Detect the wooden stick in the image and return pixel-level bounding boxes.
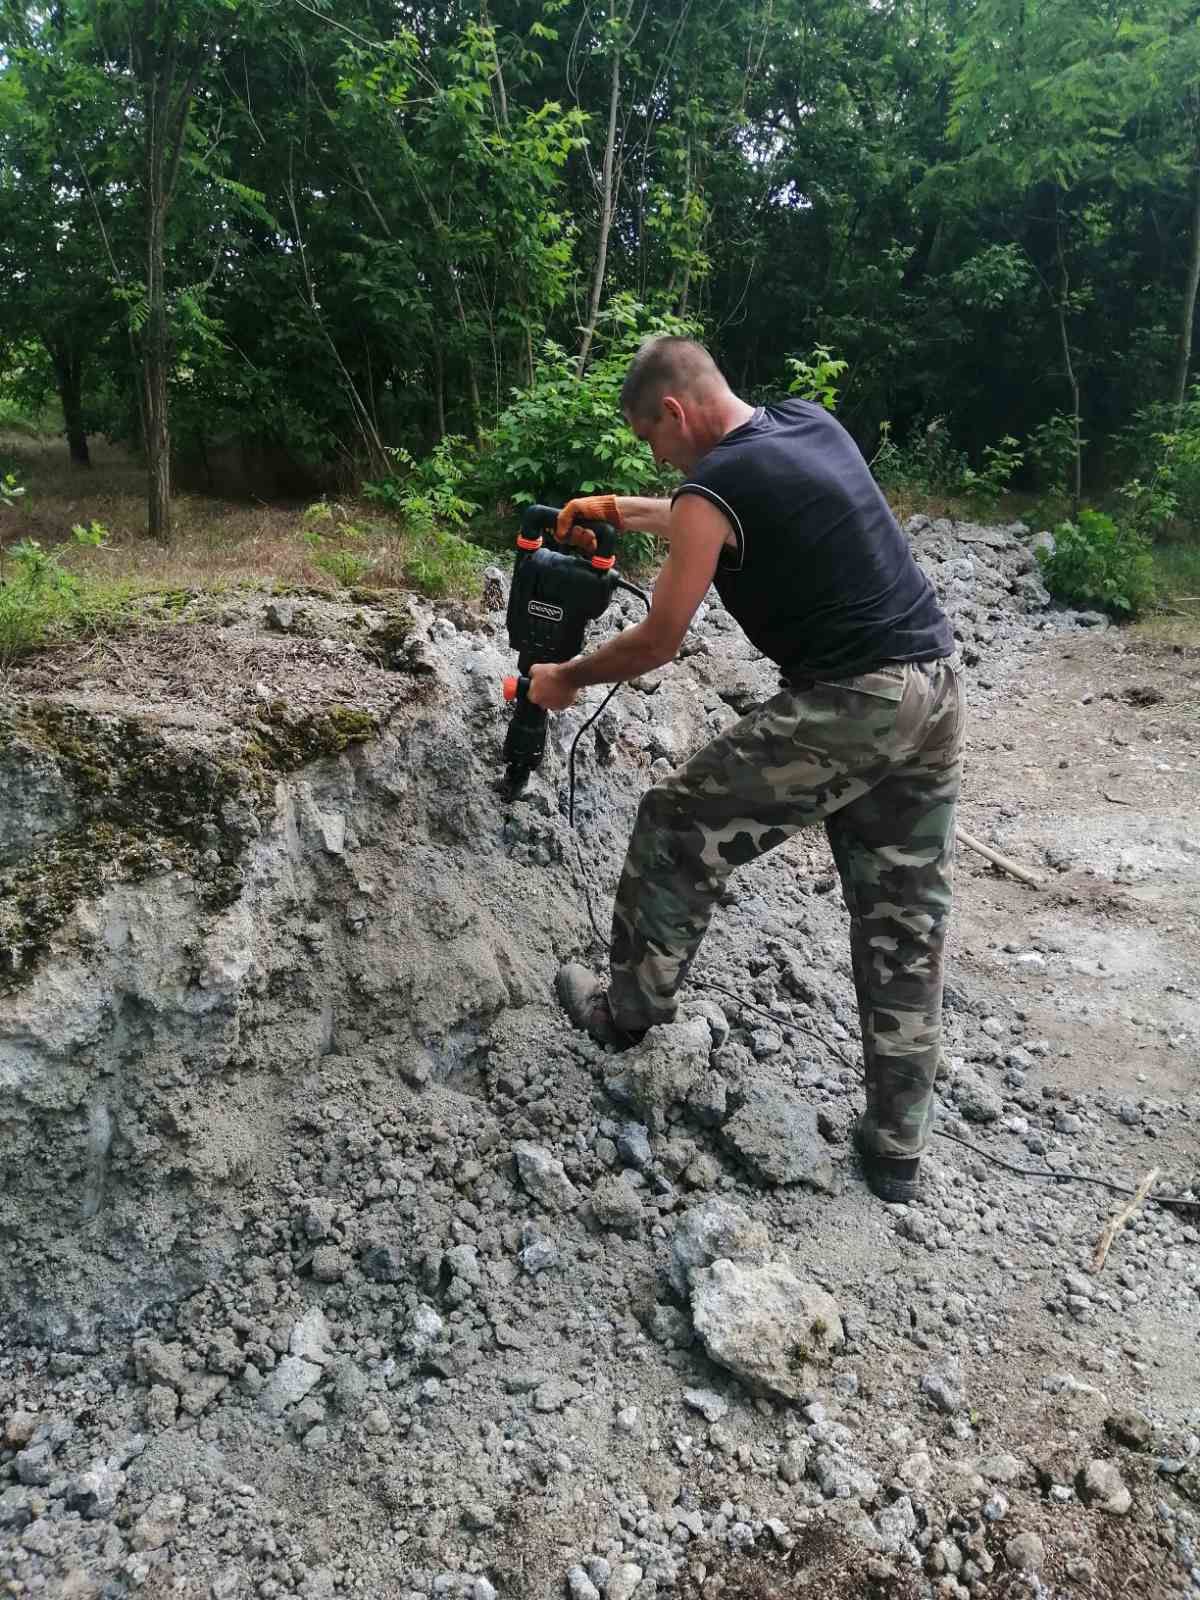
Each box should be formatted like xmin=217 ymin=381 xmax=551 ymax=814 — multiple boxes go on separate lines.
xmin=1092 ymin=1168 xmax=1160 ymax=1274
xmin=955 ymin=826 xmax=1044 ymax=890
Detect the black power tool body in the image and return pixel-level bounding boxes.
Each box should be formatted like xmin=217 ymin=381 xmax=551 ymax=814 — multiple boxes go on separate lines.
xmin=501 ymin=503 xmax=623 ymax=795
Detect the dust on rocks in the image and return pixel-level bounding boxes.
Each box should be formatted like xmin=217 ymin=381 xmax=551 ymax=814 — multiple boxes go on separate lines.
xmin=2 ymin=516 xmax=1199 ymax=1597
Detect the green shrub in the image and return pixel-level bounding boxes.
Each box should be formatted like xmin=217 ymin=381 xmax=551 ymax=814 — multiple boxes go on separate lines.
xmin=399 ymin=524 xmax=486 ymax=599
xmin=1037 ymin=508 xmax=1154 ymax=617
xmin=364 ymin=436 xmax=480 ymax=529
xmin=1117 ymin=384 xmax=1200 ymax=538
xmin=0 ymin=538 xmax=83 ymax=664
xmin=873 ymin=415 xmax=972 ymax=496
xmin=467 ymin=296 xmax=695 ymax=547
xmin=314 ymin=548 xmax=372 ymax=587
xmin=785 ymin=345 xmax=848 ymax=411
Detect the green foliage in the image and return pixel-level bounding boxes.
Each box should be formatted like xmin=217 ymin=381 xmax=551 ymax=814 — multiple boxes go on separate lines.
xmin=1 ymin=469 xmax=24 ymax=509
xmin=469 ymin=298 xmax=693 ymax=556
xmin=958 ymin=436 xmax=1024 ymax=505
xmin=785 ymin=346 xmax=848 ymax=411
xmin=70 ymin=519 xmax=108 ymax=547
xmin=364 ymin=438 xmax=479 ymax=530
xmin=1037 ymin=509 xmax=1154 ymax=617
xmin=1027 ymin=412 xmax=1080 ymax=498
xmin=0 ymin=538 xmax=80 ymax=663
xmin=1117 ymin=386 xmax=1200 ymax=538
xmin=400 ymin=525 xmax=486 ymax=600
xmin=314 ymin=548 xmax=372 ymax=587
xmin=873 ymin=416 xmax=971 ymax=496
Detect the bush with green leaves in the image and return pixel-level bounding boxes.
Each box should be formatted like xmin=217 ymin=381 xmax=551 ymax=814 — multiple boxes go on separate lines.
xmin=0 ymin=533 xmax=85 ymax=663
xmin=364 ymin=436 xmax=480 ymax=530
xmin=468 ymin=297 xmax=695 ymax=531
xmin=1037 ymin=508 xmax=1154 ymax=617
xmin=785 ymin=345 xmax=848 ymax=411
xmin=1118 ymin=385 xmax=1200 ymax=538
xmin=872 ymin=415 xmax=972 ymax=496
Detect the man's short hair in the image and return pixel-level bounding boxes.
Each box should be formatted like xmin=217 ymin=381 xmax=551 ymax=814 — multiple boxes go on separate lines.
xmin=620 ymin=336 xmax=728 ymax=421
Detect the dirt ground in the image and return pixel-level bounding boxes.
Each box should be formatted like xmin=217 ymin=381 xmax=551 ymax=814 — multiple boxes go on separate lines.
xmin=2 ymin=524 xmax=1199 ymax=1600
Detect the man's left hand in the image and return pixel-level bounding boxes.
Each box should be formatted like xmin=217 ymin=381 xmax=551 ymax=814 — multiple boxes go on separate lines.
xmin=527 ymin=660 xmax=579 ymax=711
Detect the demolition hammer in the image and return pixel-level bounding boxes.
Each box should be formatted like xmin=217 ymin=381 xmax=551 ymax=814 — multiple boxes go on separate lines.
xmin=500 ymin=502 xmax=648 ymax=797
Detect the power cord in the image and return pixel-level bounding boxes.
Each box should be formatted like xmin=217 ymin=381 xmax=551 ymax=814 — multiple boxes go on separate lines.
xmin=558 ymin=587 xmax=1198 ymax=1214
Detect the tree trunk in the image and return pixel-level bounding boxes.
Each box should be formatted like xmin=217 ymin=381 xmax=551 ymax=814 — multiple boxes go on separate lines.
xmin=1172 ymin=130 xmax=1200 ymax=423
xmin=1054 ymin=212 xmax=1082 ymax=519
xmin=49 ymin=346 xmax=90 ymax=466
xmin=575 ymin=0 xmax=621 ymax=378
xmin=145 ymin=188 xmax=171 ymax=538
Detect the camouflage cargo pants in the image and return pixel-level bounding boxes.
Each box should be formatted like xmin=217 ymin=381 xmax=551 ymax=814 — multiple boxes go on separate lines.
xmin=607 ymin=658 xmax=965 ymax=1159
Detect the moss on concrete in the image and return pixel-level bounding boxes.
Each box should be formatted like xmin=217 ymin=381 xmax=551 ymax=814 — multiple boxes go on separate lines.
xmin=0 ymin=698 xmax=378 ymax=991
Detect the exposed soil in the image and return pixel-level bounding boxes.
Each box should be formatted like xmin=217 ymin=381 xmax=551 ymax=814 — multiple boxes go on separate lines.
xmin=1 ymin=517 xmax=1197 ymax=1600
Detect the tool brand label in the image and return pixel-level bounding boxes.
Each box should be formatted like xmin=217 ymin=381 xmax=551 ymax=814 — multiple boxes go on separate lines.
xmin=528 ymin=600 xmax=564 ymax=621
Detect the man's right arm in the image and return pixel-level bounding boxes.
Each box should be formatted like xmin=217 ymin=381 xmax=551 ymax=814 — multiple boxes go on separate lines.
xmin=615 ymin=496 xmax=673 ymax=538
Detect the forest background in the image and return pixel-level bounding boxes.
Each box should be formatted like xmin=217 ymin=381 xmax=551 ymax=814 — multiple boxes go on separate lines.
xmin=1 ymin=0 xmax=1199 ymax=640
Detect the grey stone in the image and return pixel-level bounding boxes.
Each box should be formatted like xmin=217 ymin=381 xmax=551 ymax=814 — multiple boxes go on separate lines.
xmin=668 ymin=1197 xmax=770 ymax=1298
xmin=290 ymin=1307 xmax=334 ymax=1366
xmin=952 ymin=1069 xmax=1002 ymax=1124
xmin=591 ymin=1175 xmax=645 ymax=1234
xmin=1077 ymin=1459 xmax=1132 ymax=1514
xmin=616 ymin=1123 xmax=654 ymax=1171
xmin=566 ymin=1566 xmax=601 ymax=1600
xmin=259 ymin=1355 xmax=324 ymax=1418
xmin=66 ymin=1465 xmax=124 ymax=1519
xmin=14 ymin=1442 xmax=53 ymax=1486
xmin=690 ymin=1258 xmax=844 ymax=1401
xmin=1005 ymin=1531 xmax=1044 ymax=1572
xmin=606 ymin=1564 xmax=644 ymax=1600
xmin=603 ymin=1017 xmax=712 ymax=1129
xmin=921 ymin=1360 xmax=966 ymax=1415
xmin=683 ymin=1387 xmax=728 ymax=1423
xmin=513 ymin=1141 xmax=580 ymax=1211
xmin=132 ymin=1340 xmax=186 ymax=1391
xmin=719 ymin=1083 xmax=835 ymax=1190
xmin=533 ymin=1378 xmax=583 ymax=1413
xmin=0 ymin=1486 xmax=34 ymax=1531
xmin=1105 ymin=1410 xmax=1153 ymax=1452
xmin=361 ymin=1243 xmax=405 ymax=1282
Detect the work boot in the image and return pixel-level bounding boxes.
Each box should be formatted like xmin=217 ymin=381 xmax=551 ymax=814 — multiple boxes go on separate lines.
xmin=555 ymin=964 xmax=647 ymax=1051
xmin=853 ymin=1120 xmax=921 ymax=1205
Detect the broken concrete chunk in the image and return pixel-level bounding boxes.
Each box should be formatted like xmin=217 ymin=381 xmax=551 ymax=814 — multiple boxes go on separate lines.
xmin=603 ymin=1017 xmax=712 ymax=1130
xmin=689 ymin=1259 xmax=844 ymax=1401
xmin=719 ymin=1083 xmax=835 ymax=1190
xmin=259 ymin=1356 xmax=323 ymax=1418
xmin=668 ymin=1197 xmax=770 ymax=1298
xmin=513 ymin=1141 xmax=580 ymax=1212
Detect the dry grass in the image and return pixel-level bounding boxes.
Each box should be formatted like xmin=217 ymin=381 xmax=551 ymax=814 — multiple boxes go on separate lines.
xmin=0 ymin=432 xmax=486 ymax=609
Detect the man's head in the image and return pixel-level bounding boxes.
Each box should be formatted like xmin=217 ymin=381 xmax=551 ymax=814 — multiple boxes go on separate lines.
xmin=620 ymin=336 xmax=745 ymax=473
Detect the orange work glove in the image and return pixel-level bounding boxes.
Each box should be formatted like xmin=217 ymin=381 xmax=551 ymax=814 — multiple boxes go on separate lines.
xmin=555 ymin=494 xmax=623 ymax=553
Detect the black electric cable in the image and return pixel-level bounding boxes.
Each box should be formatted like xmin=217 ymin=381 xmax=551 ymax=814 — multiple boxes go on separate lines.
xmin=559 ymin=582 xmax=1198 ymax=1214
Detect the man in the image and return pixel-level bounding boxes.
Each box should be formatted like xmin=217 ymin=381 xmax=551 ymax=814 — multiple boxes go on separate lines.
xmin=527 ymin=337 xmax=963 ymax=1203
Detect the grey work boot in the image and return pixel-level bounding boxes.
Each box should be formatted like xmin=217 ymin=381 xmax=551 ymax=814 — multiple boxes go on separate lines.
xmin=853 ymin=1120 xmax=922 ymax=1205
xmin=555 ymin=963 xmax=647 ymax=1051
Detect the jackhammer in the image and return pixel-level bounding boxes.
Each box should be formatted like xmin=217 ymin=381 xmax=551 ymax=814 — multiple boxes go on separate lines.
xmin=500 ymin=503 xmax=647 ymax=797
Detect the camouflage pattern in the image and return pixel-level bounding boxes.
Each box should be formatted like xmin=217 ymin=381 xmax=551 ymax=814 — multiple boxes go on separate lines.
xmin=607 ymin=658 xmax=964 ymax=1159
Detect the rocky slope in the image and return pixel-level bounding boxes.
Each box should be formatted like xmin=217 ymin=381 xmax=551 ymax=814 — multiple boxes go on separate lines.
xmin=1 ymin=517 xmax=1197 ymax=1600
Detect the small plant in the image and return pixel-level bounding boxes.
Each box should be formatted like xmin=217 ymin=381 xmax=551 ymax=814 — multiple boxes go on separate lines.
xmin=0 ymin=538 xmax=81 ymax=664
xmin=400 ymin=524 xmax=486 ymax=599
xmin=314 ymin=548 xmax=372 ymax=587
xmin=959 ymin=435 xmax=1024 ymax=505
xmin=1028 ymin=412 xmax=1079 ymax=500
xmin=873 ymin=415 xmax=971 ymax=496
xmin=1117 ymin=385 xmax=1200 ymax=539
xmin=1037 ymin=508 xmax=1154 ymax=617
xmin=365 ymin=437 xmax=480 ymax=530
xmin=785 ymin=345 xmax=848 ymax=411
xmin=1 ymin=470 xmax=25 ymax=510
xmin=70 ymin=520 xmax=109 ymax=548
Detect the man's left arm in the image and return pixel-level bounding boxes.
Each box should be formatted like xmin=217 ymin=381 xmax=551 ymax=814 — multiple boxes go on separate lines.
xmin=527 ymin=494 xmax=731 ymax=711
